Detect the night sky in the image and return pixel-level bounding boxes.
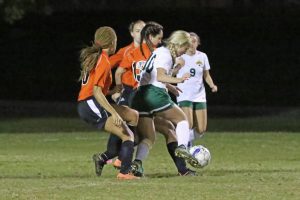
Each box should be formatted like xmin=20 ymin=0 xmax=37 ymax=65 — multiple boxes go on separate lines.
xmin=0 ymin=1 xmax=299 ymax=108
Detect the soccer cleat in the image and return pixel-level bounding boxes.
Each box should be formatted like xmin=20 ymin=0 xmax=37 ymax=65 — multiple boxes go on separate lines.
xmin=175 ymin=145 xmax=199 ymax=168
xmin=113 ymin=158 xmax=121 ymax=169
xmin=131 ymin=160 xmax=144 ymax=177
xmin=178 ymin=169 xmax=197 ymax=176
xmin=117 ymin=173 xmax=140 ymax=180
xmin=92 ymin=153 xmax=105 ymax=176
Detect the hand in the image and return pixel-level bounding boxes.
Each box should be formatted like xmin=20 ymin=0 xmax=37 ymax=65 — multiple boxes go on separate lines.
xmin=111 ymin=112 xmax=123 ymax=127
xmin=111 ymin=92 xmax=121 ymax=102
xmin=167 ymin=85 xmax=182 ymax=96
xmin=211 ymin=85 xmax=218 ymax=92
xmin=172 ymin=57 xmax=185 ymax=76
xmin=112 ymin=84 xmax=123 ymax=93
xmin=180 ymin=73 xmax=190 ymax=82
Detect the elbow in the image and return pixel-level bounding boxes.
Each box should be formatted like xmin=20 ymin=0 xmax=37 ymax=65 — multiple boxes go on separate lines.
xmin=157 ymin=74 xmax=164 ymax=82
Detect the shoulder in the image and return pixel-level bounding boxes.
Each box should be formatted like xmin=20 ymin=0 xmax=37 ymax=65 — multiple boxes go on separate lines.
xmin=97 ymin=52 xmax=110 ymax=68
xmin=117 ymin=43 xmax=134 ymax=56
xmin=154 ymin=47 xmax=171 ymax=58
xmin=197 ymin=50 xmax=208 ymax=58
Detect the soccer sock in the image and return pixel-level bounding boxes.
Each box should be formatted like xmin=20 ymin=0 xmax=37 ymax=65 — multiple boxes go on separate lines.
xmin=105 ymin=134 xmax=122 ymax=159
xmin=98 ymin=152 xmax=110 ymax=163
xmin=188 ymin=129 xmax=194 ymax=148
xmin=135 ymin=142 xmax=150 ymax=161
xmin=176 ymin=120 xmax=190 ymax=147
xmin=167 ymin=142 xmax=188 ymax=174
xmin=119 ymin=140 xmax=134 ymax=174
xmin=189 ymin=129 xmax=195 ymax=141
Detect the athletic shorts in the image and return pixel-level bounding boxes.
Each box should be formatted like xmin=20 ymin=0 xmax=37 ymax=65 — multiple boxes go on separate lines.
xmin=178 ymin=101 xmax=207 ymax=110
xmin=117 ymin=84 xmax=137 ymax=107
xmin=131 ymin=84 xmax=175 ymax=117
xmin=77 ymin=97 xmax=111 ymax=129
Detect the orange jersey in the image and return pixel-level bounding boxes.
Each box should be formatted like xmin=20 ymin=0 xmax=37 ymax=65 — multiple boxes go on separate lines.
xmin=78 ymin=51 xmax=112 ymax=101
xmin=119 ymin=43 xmax=152 ymax=88
xmin=109 ymin=42 xmax=135 ymax=69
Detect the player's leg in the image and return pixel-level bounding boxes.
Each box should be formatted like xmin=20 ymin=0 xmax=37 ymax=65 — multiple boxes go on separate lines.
xmin=77 ymin=98 xmax=138 ymax=179
xmin=92 ymin=104 xmax=139 ymax=174
xmin=131 ymin=116 xmax=155 ymax=177
xmin=193 ymin=102 xmax=207 ymax=138
xmin=154 ymin=117 xmax=196 ymax=176
xmin=178 ymin=101 xmax=194 ymax=147
xmin=107 ymin=87 xmax=138 ymax=169
xmin=155 ymin=105 xmax=198 ymax=167
xmin=103 ymin=118 xmax=139 ymax=179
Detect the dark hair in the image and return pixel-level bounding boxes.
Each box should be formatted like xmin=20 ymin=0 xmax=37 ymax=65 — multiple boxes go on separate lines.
xmin=140 ymin=22 xmax=163 ymax=58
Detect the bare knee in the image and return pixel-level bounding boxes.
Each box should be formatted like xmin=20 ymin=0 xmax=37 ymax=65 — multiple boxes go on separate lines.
xmin=156 ymin=121 xmax=177 ymax=142
xmin=125 ymin=108 xmax=139 ymax=126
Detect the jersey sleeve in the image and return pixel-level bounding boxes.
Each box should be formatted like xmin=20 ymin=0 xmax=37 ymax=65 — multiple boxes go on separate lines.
xmin=203 ymin=53 xmax=211 ymax=70
xmin=109 ymin=48 xmax=124 ymax=69
xmin=154 ymin=50 xmax=173 ymax=71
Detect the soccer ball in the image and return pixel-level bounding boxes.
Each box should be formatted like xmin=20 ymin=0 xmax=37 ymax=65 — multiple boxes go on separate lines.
xmin=189 ymin=145 xmax=211 ymax=168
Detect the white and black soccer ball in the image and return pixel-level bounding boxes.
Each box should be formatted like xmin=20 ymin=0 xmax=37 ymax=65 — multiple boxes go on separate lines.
xmin=189 ymin=145 xmax=211 ymax=168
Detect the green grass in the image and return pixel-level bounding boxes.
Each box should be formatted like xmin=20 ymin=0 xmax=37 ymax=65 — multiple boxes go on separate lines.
xmin=0 ymin=114 xmax=300 ymax=133
xmin=0 ymin=123 xmax=300 ymax=200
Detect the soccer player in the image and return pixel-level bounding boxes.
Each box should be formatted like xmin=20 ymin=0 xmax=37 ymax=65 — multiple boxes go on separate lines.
xmin=92 ymin=20 xmax=145 ymax=175
xmin=77 ymin=26 xmax=139 ymax=180
xmin=176 ymin=32 xmax=218 ymax=150
xmin=117 ymin=23 xmax=196 ymax=176
xmin=131 ymin=30 xmax=200 ymax=169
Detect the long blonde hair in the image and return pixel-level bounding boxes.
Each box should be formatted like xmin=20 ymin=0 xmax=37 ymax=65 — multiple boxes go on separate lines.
xmin=164 ymin=30 xmax=191 ymax=62
xmin=79 ymin=26 xmax=116 ymax=81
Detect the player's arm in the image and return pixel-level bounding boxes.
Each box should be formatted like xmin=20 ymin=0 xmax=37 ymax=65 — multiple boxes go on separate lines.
xmin=171 ymin=57 xmax=185 ymax=77
xmin=203 ymin=70 xmax=217 ymax=92
xmin=157 ymin=68 xmax=190 ymax=84
xmin=114 ymin=67 xmax=126 ymax=92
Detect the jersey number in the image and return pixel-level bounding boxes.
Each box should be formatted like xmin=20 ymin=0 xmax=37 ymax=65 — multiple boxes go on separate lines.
xmin=190 ymin=68 xmax=196 ymax=77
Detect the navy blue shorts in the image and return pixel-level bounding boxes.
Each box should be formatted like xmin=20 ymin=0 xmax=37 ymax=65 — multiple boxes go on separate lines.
xmin=117 ymin=85 xmax=137 ymax=107
xmin=77 ymin=97 xmax=111 ymax=129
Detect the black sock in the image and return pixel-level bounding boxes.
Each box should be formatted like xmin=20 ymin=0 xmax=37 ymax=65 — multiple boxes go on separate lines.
xmin=98 ymin=152 xmax=110 ymax=163
xmin=167 ymin=142 xmax=188 ymax=174
xmin=119 ymin=140 xmax=134 ymax=174
xmin=134 ymin=159 xmax=142 ymax=164
xmin=104 ymin=134 xmax=122 ymax=159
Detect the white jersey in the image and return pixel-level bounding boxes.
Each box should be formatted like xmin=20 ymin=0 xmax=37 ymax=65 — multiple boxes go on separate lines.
xmin=176 ymin=50 xmax=210 ymax=102
xmin=139 ymin=47 xmax=173 ymax=89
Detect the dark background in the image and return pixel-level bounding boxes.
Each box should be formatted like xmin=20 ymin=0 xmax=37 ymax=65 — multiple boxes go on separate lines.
xmin=0 ymin=1 xmax=299 ymax=109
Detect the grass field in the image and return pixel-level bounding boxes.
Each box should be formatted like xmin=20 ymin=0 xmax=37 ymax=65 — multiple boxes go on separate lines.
xmin=0 ymin=117 xmax=300 ymax=200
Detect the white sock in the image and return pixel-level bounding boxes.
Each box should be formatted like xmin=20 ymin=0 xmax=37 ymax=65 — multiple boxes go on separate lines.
xmin=176 ymin=120 xmax=189 ymax=147
xmin=189 ymin=129 xmax=195 ymax=141
xmin=135 ymin=142 xmax=149 ymax=161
